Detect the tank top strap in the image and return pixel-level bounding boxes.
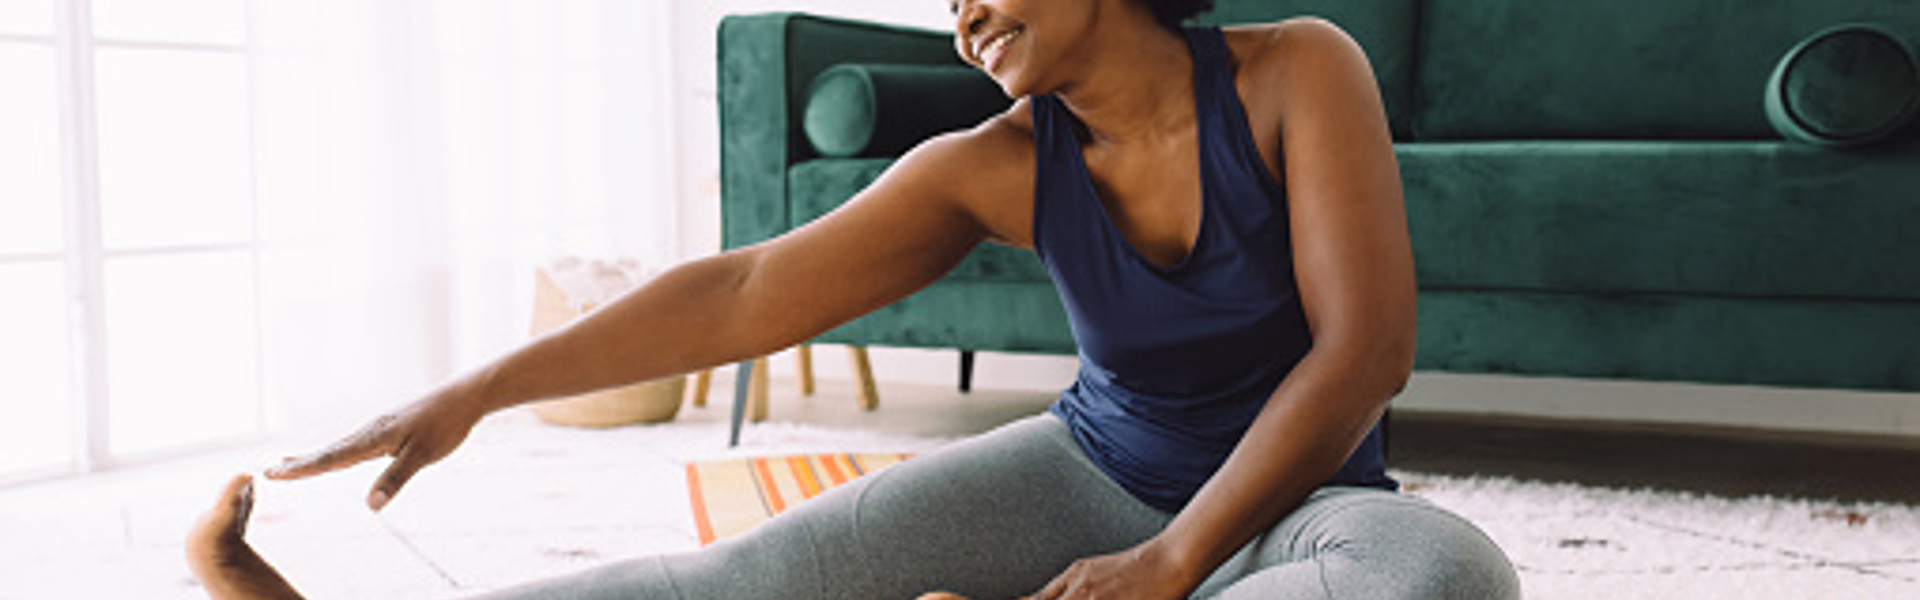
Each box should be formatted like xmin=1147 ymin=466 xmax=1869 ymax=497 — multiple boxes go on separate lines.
xmin=1186 ymin=27 xmax=1239 ymax=109
xmin=1028 ymin=94 xmax=1076 ymax=263
xmin=1185 ymin=26 xmax=1231 ymax=78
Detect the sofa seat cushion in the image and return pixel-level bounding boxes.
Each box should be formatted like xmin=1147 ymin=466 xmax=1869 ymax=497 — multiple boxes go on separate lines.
xmin=1400 ymin=141 xmax=1920 ymax=301
xmin=1415 ymin=0 xmax=1920 ymax=140
xmin=1766 ymin=25 xmax=1920 ymax=147
xmin=1418 ymin=290 xmax=1920 ymax=391
xmin=788 ymin=158 xmax=1052 ymax=284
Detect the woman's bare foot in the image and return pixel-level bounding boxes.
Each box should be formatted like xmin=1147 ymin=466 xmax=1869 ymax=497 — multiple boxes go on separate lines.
xmin=185 ymin=474 xmax=305 ymax=600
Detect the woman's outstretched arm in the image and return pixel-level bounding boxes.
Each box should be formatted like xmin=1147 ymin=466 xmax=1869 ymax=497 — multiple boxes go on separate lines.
xmin=264 ymin=129 xmax=1004 ymax=511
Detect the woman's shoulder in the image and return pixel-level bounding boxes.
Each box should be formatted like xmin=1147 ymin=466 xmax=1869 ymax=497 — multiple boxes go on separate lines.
xmin=886 ymin=98 xmax=1041 ymax=247
xmin=1221 ymin=17 xmax=1371 ymax=86
xmin=1220 ymin=18 xmax=1383 ymax=138
xmin=900 ymin=98 xmax=1035 ymax=185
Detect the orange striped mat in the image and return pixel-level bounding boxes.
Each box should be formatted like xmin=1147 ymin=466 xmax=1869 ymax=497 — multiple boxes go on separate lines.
xmin=685 ymin=453 xmax=912 ymax=546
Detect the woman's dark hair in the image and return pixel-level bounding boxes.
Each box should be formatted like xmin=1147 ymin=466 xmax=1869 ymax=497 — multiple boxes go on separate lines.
xmin=1138 ymin=0 xmax=1215 ymax=29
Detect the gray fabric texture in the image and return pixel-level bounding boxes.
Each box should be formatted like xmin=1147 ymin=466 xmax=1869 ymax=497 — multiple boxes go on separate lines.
xmin=466 ymin=414 xmax=1516 ymax=600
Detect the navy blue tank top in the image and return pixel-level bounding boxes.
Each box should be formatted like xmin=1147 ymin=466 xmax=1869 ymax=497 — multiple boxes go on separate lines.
xmin=1034 ymin=27 xmax=1394 ymax=513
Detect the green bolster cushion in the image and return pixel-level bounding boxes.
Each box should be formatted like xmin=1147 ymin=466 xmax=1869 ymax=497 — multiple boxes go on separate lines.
xmin=1766 ymin=24 xmax=1920 ymax=147
xmin=804 ymin=64 xmax=1011 ymax=158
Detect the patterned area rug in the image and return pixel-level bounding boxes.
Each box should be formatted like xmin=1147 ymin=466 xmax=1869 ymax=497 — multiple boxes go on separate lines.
xmin=686 ymin=453 xmax=911 ymax=545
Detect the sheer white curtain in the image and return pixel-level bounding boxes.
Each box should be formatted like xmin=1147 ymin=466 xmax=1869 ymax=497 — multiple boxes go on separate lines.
xmin=248 ymin=0 xmax=678 ymax=427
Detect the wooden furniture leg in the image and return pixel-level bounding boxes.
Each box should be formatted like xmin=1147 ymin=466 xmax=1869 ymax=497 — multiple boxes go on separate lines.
xmin=749 ymin=356 xmax=771 ymax=421
xmin=849 ymin=346 xmax=879 ymax=410
xmin=691 ymin=369 xmax=712 ymax=407
xmin=729 ymin=345 xmax=879 ymax=445
xmin=798 ymin=344 xmax=816 ymax=395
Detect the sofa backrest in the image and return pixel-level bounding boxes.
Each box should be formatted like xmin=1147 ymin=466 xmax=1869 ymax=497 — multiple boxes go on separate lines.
xmin=1193 ymin=0 xmax=1421 ymax=140
xmin=1415 ymin=0 xmax=1920 ymax=141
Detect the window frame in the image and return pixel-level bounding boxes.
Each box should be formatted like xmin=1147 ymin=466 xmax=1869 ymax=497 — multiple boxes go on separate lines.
xmin=0 ymin=0 xmax=266 ymax=486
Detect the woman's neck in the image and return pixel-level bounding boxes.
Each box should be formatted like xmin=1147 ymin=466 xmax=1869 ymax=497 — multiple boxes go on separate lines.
xmin=1054 ymin=23 xmax=1196 ymax=146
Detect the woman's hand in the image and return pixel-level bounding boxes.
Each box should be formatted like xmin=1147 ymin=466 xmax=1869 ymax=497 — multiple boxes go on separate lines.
xmin=1027 ymin=539 xmax=1197 ymax=600
xmin=263 ymin=381 xmax=488 ymax=511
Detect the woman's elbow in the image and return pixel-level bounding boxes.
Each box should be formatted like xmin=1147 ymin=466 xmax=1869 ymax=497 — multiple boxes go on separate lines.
xmin=1318 ymin=323 xmax=1416 ymax=401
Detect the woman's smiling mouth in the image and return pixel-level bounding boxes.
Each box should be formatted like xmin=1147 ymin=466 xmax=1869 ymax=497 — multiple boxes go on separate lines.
xmin=974 ymin=25 xmax=1025 ymax=71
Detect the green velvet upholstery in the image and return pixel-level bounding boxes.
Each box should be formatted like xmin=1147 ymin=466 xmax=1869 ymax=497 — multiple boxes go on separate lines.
xmin=1415 ymin=0 xmax=1920 ymax=140
xmin=1399 ymin=141 xmax=1920 ymax=300
xmin=1766 ymin=25 xmax=1920 ymax=147
xmin=719 ymin=14 xmax=961 ymax=249
xmin=805 ymin=64 xmax=1010 ymax=158
xmin=1404 ymin=140 xmax=1920 ymax=391
xmin=1419 ymin=292 xmax=1920 ymax=391
xmin=718 ymin=0 xmax=1920 ymax=392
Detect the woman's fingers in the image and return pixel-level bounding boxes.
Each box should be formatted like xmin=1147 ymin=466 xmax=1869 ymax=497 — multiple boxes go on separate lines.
xmin=368 ymin=444 xmax=432 ymax=512
xmin=264 ymin=416 xmax=400 ymax=481
xmin=1030 ymin=574 xmax=1065 ymax=600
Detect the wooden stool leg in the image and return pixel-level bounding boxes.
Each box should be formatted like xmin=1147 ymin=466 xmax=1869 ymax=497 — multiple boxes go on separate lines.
xmin=692 ymin=369 xmax=712 ymax=407
xmin=849 ymin=346 xmax=879 ymax=411
xmin=798 ymin=344 xmax=816 ymax=396
xmin=749 ymin=356 xmax=771 ymax=422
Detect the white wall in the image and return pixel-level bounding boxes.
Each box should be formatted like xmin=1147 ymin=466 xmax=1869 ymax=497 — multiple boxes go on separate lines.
xmin=654 ymin=2 xmax=1920 ymax=439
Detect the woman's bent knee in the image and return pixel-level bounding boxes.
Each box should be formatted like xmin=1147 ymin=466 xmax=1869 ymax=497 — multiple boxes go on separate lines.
xmin=1316 ymin=492 xmax=1519 ymax=600
xmin=1205 ymin=488 xmax=1519 ymax=600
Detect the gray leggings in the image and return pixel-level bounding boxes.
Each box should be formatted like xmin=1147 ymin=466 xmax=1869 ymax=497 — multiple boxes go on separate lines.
xmin=472 ymin=414 xmax=1519 ymax=599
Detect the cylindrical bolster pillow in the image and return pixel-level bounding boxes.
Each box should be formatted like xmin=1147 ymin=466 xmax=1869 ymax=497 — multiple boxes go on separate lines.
xmin=1766 ymin=24 xmax=1920 ymax=147
xmin=804 ymin=64 xmax=1011 ymax=158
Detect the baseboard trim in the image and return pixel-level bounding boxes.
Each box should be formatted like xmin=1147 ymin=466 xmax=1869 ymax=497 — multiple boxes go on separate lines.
xmin=1397 ymin=372 xmax=1920 ymax=440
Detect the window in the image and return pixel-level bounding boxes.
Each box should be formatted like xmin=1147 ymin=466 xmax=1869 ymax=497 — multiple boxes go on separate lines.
xmin=1 ymin=0 xmax=260 ymax=483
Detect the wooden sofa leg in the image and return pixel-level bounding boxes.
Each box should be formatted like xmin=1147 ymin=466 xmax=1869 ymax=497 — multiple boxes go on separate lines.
xmin=749 ymin=356 xmax=771 ymax=422
xmin=959 ymin=350 xmax=975 ymax=393
xmin=849 ymin=346 xmax=879 ymax=410
xmin=798 ymin=344 xmax=816 ymax=396
xmin=691 ymin=369 xmax=712 ymax=408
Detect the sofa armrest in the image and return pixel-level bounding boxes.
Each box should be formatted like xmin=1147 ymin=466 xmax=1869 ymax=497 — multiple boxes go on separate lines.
xmin=718 ymin=13 xmax=962 ymax=250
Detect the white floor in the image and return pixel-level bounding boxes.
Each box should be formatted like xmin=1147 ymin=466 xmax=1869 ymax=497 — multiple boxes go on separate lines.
xmin=0 ymin=374 xmax=1052 ymax=599
xmin=7 ymin=370 xmax=1919 ymax=599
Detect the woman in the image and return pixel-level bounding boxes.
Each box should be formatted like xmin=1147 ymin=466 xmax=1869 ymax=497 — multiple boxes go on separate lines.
xmin=188 ymin=0 xmax=1520 ymax=598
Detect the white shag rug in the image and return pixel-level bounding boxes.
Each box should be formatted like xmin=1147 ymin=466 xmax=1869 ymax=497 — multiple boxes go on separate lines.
xmin=1396 ymin=471 xmax=1920 ymax=599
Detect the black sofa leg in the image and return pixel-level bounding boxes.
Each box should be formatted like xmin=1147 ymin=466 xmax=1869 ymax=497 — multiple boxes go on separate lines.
xmin=959 ymin=350 xmax=975 ymax=393
xmin=1381 ymin=407 xmax=1392 ymax=461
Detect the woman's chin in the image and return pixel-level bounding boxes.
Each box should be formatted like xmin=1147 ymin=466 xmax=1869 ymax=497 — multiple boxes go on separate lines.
xmin=989 ymin=70 xmax=1039 ymax=99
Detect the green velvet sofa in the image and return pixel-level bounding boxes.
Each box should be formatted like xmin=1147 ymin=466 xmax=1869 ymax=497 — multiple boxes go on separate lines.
xmin=717 ymin=0 xmax=1920 ymax=438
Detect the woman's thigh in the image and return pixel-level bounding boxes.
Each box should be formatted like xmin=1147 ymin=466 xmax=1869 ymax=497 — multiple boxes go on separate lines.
xmin=468 ymin=414 xmax=1170 ymax=600
xmin=1194 ymin=487 xmax=1519 ymax=600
